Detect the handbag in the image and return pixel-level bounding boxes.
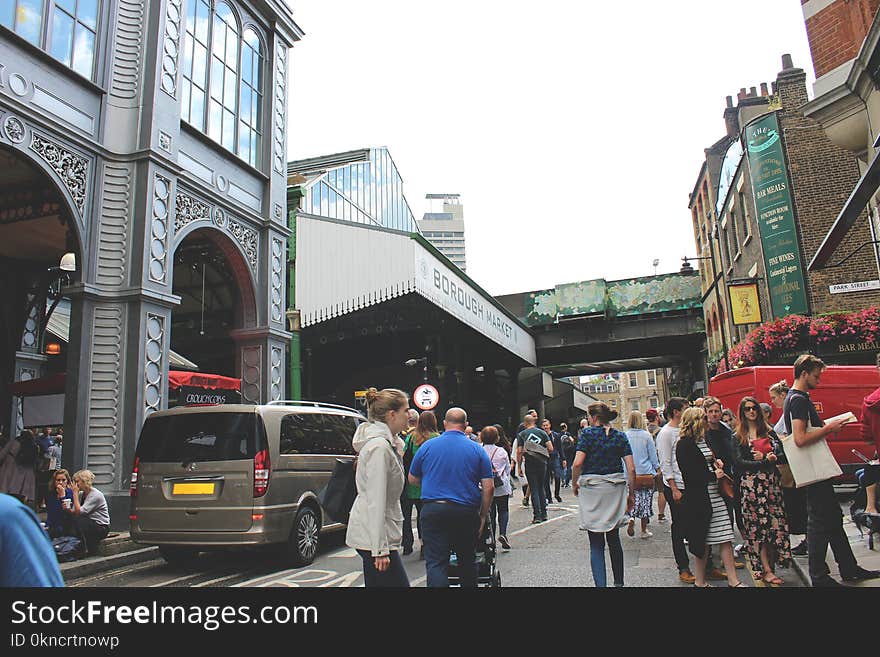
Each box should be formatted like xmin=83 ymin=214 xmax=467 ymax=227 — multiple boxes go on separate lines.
xmin=706 ymin=443 xmax=735 ymax=501
xmin=490 ymin=447 xmax=505 ymax=488
xmin=634 ymin=474 xmax=656 ymax=490
xmin=318 ymin=457 xmax=357 ymax=524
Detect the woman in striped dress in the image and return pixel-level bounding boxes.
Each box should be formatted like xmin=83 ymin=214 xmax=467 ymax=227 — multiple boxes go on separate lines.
xmin=676 ymin=407 xmax=745 ymax=587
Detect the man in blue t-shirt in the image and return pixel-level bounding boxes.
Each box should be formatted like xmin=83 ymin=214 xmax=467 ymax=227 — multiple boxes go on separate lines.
xmin=0 ymin=493 xmax=64 ymax=587
xmin=784 ymin=354 xmax=880 ymax=587
xmin=408 ymin=407 xmax=494 ymax=587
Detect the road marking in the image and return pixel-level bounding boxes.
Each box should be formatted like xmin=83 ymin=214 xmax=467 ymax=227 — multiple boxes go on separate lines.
xmin=508 ymin=513 xmax=573 ymax=537
xmin=318 ymin=571 xmax=363 ymax=587
xmin=69 ymin=559 xmax=166 ymax=586
xmin=329 ymin=548 xmax=358 ymax=559
xmin=233 ymin=568 xmax=339 ymax=588
xmin=193 ymin=569 xmax=264 ymax=587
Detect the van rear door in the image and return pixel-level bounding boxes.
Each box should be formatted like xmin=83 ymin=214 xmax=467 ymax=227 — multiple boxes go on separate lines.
xmin=134 ymin=411 xmax=266 ymax=532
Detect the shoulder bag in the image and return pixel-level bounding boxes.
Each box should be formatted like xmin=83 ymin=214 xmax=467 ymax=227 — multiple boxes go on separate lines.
xmin=523 ymin=434 xmax=550 ymax=460
xmin=634 ymin=474 xmax=656 ymax=490
xmin=318 ymin=457 xmax=357 ymax=524
xmin=706 ymin=443 xmax=735 ymax=501
xmin=489 ymin=447 xmax=504 ymax=489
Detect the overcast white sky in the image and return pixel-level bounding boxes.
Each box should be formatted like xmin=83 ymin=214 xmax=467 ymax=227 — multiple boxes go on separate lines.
xmin=287 ymin=1 xmax=816 ymax=296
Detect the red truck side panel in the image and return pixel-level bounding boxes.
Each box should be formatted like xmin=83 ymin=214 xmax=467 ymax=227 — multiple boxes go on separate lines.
xmin=708 ymin=365 xmax=880 ymax=476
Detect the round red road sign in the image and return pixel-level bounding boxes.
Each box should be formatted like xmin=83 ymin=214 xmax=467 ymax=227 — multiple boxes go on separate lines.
xmin=413 ymin=384 xmax=440 ymax=410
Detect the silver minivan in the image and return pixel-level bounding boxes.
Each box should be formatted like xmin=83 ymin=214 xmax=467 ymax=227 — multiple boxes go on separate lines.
xmin=129 ymin=401 xmax=363 ymax=566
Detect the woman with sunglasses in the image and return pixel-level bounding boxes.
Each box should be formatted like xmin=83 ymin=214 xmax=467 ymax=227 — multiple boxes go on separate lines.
xmin=732 ymin=396 xmax=791 ymax=585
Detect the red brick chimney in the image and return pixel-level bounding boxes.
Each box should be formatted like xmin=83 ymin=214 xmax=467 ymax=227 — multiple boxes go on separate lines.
xmin=802 ymin=0 xmax=880 ymax=78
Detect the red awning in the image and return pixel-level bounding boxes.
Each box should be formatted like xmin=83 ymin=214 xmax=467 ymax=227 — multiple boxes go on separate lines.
xmin=8 ymin=371 xmax=241 ymax=395
xmin=167 ymin=371 xmax=241 ymax=391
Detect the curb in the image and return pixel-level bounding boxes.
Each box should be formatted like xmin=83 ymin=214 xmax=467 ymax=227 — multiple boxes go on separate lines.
xmin=789 ymin=554 xmax=811 ymax=587
xmin=60 ymin=546 xmax=160 ymax=581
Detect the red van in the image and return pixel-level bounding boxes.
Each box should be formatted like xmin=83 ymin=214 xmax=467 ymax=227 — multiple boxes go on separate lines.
xmin=708 ymin=365 xmax=880 ymax=476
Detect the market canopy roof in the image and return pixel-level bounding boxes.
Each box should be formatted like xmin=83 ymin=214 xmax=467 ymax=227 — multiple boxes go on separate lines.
xmin=295 ymin=215 xmax=537 ymax=366
xmin=46 ymin=302 xmax=199 ymax=370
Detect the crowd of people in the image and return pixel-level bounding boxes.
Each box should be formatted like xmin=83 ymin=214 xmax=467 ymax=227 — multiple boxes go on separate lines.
xmin=345 ymin=353 xmax=880 ymax=588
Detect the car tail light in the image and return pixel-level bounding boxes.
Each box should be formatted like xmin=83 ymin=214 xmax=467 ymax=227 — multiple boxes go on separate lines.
xmin=129 ymin=457 xmax=140 ymax=498
xmin=254 ymin=449 xmax=270 ymax=497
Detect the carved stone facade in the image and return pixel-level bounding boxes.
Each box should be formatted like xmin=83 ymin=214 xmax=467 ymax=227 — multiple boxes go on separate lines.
xmin=0 ymin=0 xmax=301 ymax=526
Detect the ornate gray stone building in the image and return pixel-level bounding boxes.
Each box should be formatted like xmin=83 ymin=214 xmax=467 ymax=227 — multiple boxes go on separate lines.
xmin=1 ymin=0 xmax=301 ymax=523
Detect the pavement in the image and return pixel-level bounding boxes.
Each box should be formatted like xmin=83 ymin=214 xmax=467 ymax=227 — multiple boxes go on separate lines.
xmin=54 ymin=493 xmax=880 ymax=587
xmin=787 ymin=509 xmax=880 ymax=587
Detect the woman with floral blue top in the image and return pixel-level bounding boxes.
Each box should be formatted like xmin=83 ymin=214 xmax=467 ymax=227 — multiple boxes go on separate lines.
xmin=572 ymin=402 xmax=635 ymax=587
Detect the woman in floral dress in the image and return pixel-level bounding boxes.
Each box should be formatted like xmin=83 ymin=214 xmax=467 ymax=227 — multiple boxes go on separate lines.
xmin=732 ymin=396 xmax=791 ymax=585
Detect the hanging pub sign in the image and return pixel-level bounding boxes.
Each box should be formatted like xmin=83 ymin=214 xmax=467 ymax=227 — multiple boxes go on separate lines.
xmin=743 ymin=112 xmax=810 ymax=318
xmin=728 ymin=282 xmax=762 ymax=325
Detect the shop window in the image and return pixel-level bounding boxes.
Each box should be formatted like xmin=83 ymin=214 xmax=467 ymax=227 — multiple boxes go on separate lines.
xmin=2 ymin=0 xmax=98 ymax=79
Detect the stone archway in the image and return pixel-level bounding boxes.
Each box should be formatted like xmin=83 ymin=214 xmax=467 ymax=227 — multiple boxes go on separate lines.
xmin=0 ymin=143 xmax=84 ymax=439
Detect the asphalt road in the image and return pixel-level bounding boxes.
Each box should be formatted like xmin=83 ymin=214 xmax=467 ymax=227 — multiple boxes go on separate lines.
xmin=67 ymin=487 xmax=805 ymax=588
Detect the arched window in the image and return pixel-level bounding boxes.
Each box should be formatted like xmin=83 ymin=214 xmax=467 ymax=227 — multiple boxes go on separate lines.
xmin=2 ymin=0 xmax=98 ymax=79
xmin=238 ymin=29 xmax=262 ymax=168
xmin=181 ymin=1 xmax=264 ymax=168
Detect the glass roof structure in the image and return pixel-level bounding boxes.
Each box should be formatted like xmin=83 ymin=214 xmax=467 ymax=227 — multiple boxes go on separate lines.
xmin=288 ymin=148 xmax=419 ymax=233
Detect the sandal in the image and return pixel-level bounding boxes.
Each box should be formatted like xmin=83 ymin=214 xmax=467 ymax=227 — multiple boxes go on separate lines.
xmin=728 ymin=581 xmax=747 ymax=587
xmin=763 ymin=574 xmax=784 ymax=586
xmin=692 ymin=583 xmax=711 ymax=588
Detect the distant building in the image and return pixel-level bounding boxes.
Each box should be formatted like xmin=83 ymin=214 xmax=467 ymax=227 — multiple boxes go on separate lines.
xmin=417 ymin=193 xmax=466 ymax=271
xmin=581 ymin=370 xmax=668 ymax=429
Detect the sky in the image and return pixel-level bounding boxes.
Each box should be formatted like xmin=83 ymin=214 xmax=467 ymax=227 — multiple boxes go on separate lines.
xmin=287 ymin=1 xmax=816 ymax=297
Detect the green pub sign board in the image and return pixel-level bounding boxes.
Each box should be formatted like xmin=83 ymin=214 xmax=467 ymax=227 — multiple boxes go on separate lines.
xmin=744 ymin=112 xmax=810 ymax=317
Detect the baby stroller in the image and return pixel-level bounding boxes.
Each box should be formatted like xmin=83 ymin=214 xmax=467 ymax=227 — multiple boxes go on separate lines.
xmin=448 ymin=513 xmax=502 ymax=588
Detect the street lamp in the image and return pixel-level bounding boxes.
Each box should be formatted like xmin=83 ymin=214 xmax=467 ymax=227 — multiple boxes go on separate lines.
xmin=405 ymin=356 xmax=428 ymax=382
xmin=652 ymin=258 xmax=659 ymax=276
xmin=681 ymin=249 xmax=729 ymax=373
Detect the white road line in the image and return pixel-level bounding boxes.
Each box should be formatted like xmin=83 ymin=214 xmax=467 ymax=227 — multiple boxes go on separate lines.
xmin=410 ymin=574 xmax=427 ymax=586
xmin=194 ymin=569 xmax=263 ymax=587
xmin=69 ymin=559 xmax=165 ymax=586
xmin=508 ymin=513 xmax=573 ymax=537
xmin=328 ymin=548 xmax=358 ymax=559
xmin=151 ymin=568 xmax=239 ymax=588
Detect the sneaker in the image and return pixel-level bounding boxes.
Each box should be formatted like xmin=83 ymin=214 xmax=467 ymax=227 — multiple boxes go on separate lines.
xmin=522 ymin=499 xmax=530 ymax=507
xmin=657 ymin=514 xmax=666 ymax=523
xmin=841 ymin=566 xmax=880 ymax=582
xmin=707 ymin=567 xmax=727 ymax=581
xmin=791 ymin=540 xmax=808 ymax=556
xmin=555 ymin=496 xmax=563 ymax=503
xmin=640 ymin=530 xmax=653 ymax=539
xmin=679 ymin=570 xmax=696 ymax=583
xmin=627 ymin=518 xmax=635 ymax=537
xmin=499 ymin=535 xmax=511 ymax=550
xmin=531 ymin=518 xmax=542 ymax=524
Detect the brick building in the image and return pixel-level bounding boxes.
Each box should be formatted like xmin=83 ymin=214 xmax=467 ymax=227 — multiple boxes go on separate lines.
xmin=582 ymin=369 xmax=668 ymax=429
xmin=688 ymin=49 xmax=880 ymax=375
xmin=803 ymin=1 xmax=880 ymax=306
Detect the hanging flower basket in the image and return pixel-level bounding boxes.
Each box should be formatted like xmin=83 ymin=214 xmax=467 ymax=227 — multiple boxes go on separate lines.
xmin=715 ymin=307 xmax=880 ymax=374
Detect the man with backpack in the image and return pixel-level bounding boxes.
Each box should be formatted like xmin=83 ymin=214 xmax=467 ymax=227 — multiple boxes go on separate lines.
xmin=516 ymin=415 xmax=554 ymax=523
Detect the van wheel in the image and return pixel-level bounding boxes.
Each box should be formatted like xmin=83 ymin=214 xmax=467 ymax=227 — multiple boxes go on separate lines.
xmin=287 ymin=506 xmax=320 ymax=566
xmin=158 ymin=546 xmax=199 ymax=565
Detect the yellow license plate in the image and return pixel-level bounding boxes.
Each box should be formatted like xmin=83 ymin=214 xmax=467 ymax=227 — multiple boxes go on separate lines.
xmin=172 ymin=482 xmax=215 ymax=495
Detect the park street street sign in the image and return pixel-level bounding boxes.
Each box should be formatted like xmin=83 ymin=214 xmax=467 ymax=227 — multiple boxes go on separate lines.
xmin=829 ymin=279 xmax=880 ymax=294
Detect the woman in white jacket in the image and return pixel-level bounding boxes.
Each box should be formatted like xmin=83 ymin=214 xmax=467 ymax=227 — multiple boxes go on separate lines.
xmin=346 ymin=387 xmax=411 ymax=587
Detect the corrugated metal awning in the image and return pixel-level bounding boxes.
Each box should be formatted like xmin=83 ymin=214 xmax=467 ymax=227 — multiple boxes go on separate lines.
xmin=295 ymin=216 xmax=537 ymax=365
xmin=46 ymin=302 xmax=199 ymax=370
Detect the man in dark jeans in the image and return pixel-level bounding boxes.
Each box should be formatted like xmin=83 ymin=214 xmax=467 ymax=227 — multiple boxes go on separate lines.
xmin=408 ymin=407 xmax=494 ymax=587
xmin=785 ymin=354 xmax=880 ymax=587
xmin=656 ymin=397 xmax=693 ymax=582
xmin=516 ymin=415 xmax=554 ymax=523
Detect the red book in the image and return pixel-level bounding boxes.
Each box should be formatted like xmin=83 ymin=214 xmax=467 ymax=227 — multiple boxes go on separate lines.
xmin=751 ymin=437 xmax=772 ymax=455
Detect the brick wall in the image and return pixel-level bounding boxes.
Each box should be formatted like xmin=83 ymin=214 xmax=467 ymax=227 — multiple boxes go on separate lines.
xmin=777 ymin=65 xmax=880 ymax=313
xmin=804 ymin=0 xmax=880 ymax=77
